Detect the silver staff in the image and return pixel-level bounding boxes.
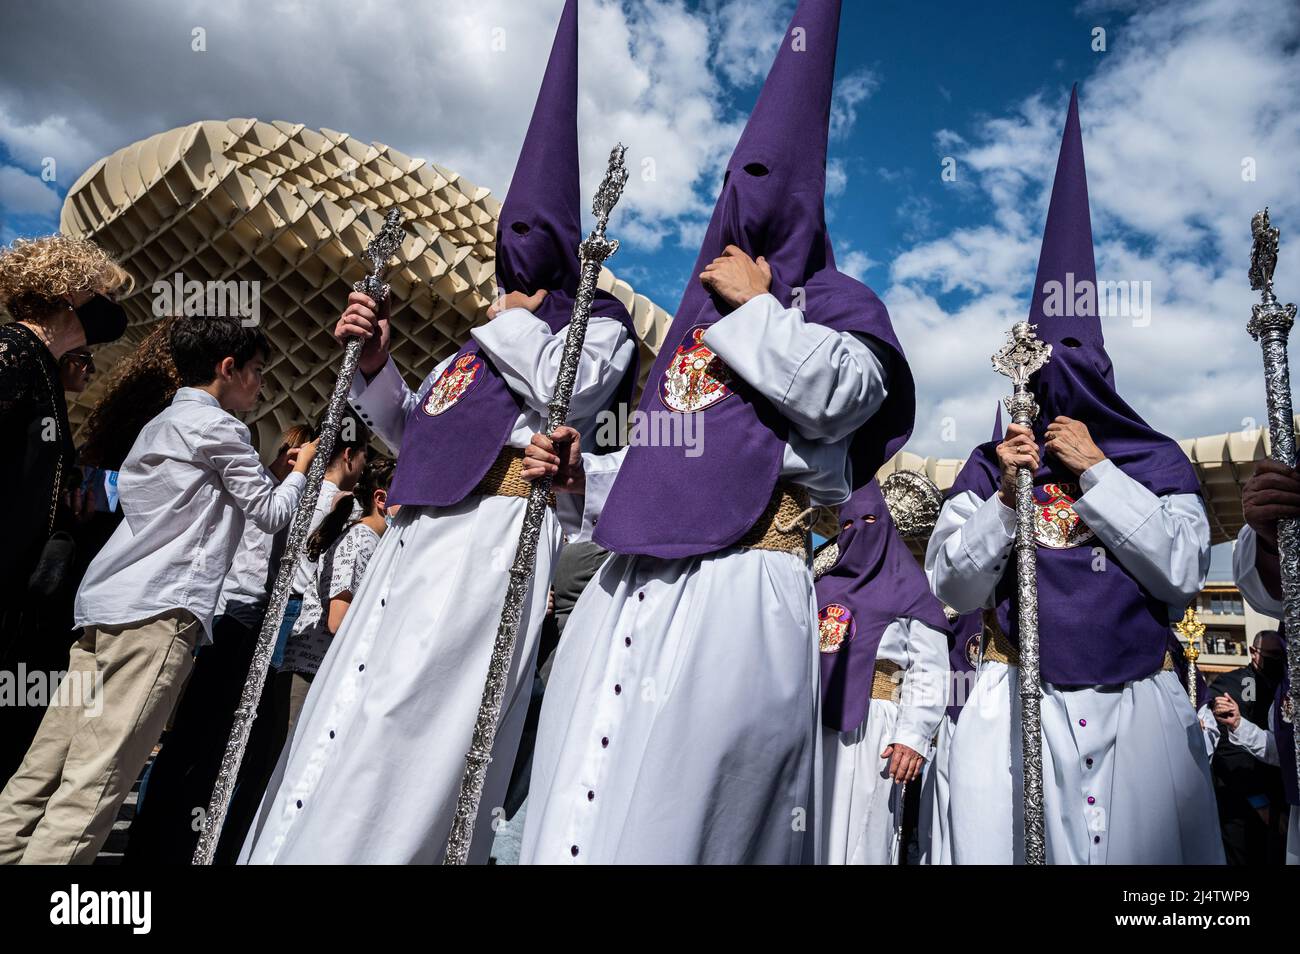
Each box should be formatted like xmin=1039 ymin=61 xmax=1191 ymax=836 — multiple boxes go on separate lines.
xmin=193 ymin=208 xmax=406 ymax=865
xmin=991 ymin=321 xmax=1052 ymax=866
xmin=443 ymin=144 xmax=629 ymax=865
xmin=1246 ymin=207 xmax=1300 ymax=790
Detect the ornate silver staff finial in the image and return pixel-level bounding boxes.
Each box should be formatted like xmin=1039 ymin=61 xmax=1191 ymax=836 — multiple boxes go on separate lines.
xmin=1248 ymin=208 xmax=1296 ymax=341
xmin=990 ymin=318 xmax=1051 ymax=866
xmin=992 ymin=321 xmax=1052 ymax=427
xmin=881 ymin=470 xmax=944 ymax=539
xmin=355 ymin=208 xmax=406 ymax=302
xmin=590 ymin=144 xmax=630 ymax=235
xmin=443 ymin=144 xmax=629 ymax=866
xmin=1244 ymin=208 xmax=1300 ymax=799
xmin=193 ymin=210 xmax=407 ymax=865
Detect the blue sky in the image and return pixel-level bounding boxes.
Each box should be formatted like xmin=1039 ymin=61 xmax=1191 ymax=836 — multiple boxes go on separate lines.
xmin=1 ymin=0 xmax=1297 ymax=478
xmin=614 ymin=0 xmax=1116 ymax=314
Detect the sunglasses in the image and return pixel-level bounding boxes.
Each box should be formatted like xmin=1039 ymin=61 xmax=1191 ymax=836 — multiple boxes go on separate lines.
xmin=65 ymin=353 xmax=95 ymax=371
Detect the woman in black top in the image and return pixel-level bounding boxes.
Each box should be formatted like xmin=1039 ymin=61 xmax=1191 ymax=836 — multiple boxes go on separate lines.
xmin=0 ymin=235 xmax=128 ymax=782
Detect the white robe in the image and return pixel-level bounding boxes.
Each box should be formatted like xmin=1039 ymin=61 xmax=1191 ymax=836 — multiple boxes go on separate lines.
xmin=920 ymin=712 xmax=958 ymax=865
xmin=240 ymin=308 xmax=634 ymax=864
xmin=925 ymin=458 xmax=1223 ymax=864
xmin=520 ymin=292 xmax=890 ymax=864
xmin=820 ymin=616 xmax=947 ymax=865
xmin=1231 ymin=525 xmax=1299 ymax=865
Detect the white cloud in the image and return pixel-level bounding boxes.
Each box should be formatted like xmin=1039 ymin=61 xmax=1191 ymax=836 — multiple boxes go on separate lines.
xmin=885 ymin=0 xmax=1300 ymax=458
xmin=0 ymin=165 xmax=61 ymax=216
xmin=825 ymin=157 xmax=848 ymax=198
xmin=837 ymin=243 xmax=879 ymax=282
xmin=829 ymin=68 xmax=880 ymax=141
xmin=0 ymin=0 xmax=790 ymax=252
xmin=708 ymin=0 xmax=789 ymax=87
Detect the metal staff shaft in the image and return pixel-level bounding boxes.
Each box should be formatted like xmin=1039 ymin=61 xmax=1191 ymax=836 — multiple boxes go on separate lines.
xmin=443 ymin=144 xmax=629 ymax=865
xmin=1246 ymin=208 xmax=1300 ymax=793
xmin=193 ymin=209 xmax=406 ymax=865
xmin=992 ymin=321 xmax=1051 ymax=865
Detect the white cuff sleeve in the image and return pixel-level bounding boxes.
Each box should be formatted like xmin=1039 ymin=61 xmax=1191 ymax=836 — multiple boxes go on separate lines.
xmin=924 ymin=490 xmax=1016 ymax=613
xmin=348 ymin=356 xmax=416 ymax=452
xmin=1228 ymin=717 xmax=1280 ymax=766
xmin=703 ymin=293 xmax=889 ymax=443
xmin=573 ymin=448 xmax=626 ymax=542
xmin=1233 ymin=525 xmax=1285 ymax=617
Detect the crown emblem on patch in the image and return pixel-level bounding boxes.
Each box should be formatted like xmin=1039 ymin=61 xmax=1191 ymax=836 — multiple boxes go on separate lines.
xmin=1033 ymin=482 xmax=1095 ymax=549
xmin=818 ymin=603 xmax=854 ymax=654
xmin=422 ymin=352 xmax=483 ymax=417
xmin=661 ymin=326 xmax=735 ymax=413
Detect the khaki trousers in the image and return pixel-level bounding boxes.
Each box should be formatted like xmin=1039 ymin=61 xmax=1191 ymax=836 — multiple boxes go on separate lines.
xmin=0 ymin=609 xmax=200 ymax=864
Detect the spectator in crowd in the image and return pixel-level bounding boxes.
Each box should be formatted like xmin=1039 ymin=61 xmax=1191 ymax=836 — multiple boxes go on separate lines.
xmin=58 ymin=347 xmax=94 ymax=393
xmin=0 ymin=321 xmax=185 ymax=786
xmin=78 ymin=318 xmax=181 ymax=472
xmin=276 ymin=415 xmax=369 ymax=666
xmin=0 ymin=316 xmax=315 ymax=864
xmin=0 ymin=236 xmax=129 ymax=785
xmin=124 ymin=421 xmax=313 ymax=866
xmin=1210 ymin=630 xmax=1287 ymax=864
xmin=280 ymin=454 xmax=396 ymax=732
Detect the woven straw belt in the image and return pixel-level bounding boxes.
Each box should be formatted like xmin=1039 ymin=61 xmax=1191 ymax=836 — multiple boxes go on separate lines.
xmin=472 ymin=447 xmax=556 ymax=508
xmin=980 ymin=611 xmax=1020 ymax=666
xmin=736 ymin=483 xmax=813 ymax=557
xmin=871 ymin=659 xmax=904 ymax=702
xmin=980 ymin=611 xmax=1178 ymax=674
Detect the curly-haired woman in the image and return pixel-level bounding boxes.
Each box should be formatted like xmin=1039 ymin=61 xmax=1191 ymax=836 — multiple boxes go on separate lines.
xmin=0 ymin=235 xmax=129 ymax=780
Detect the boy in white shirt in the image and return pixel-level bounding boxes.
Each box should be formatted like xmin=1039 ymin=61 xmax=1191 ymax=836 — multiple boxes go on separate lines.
xmin=0 ymin=317 xmax=316 ymax=864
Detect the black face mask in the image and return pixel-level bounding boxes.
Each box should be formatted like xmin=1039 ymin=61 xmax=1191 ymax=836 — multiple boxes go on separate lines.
xmin=74 ymin=294 xmax=127 ymax=346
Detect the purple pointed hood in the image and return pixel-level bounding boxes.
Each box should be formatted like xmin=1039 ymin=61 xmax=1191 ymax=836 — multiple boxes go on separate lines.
xmin=388 ymin=0 xmax=636 ymax=508
xmin=593 ymin=0 xmax=913 ymax=559
xmin=1021 ymin=85 xmax=1196 ymax=496
xmin=654 ymin=0 xmax=911 ymax=471
xmin=946 ymin=91 xmax=1198 ymax=687
xmin=495 ymin=0 xmax=581 ymax=297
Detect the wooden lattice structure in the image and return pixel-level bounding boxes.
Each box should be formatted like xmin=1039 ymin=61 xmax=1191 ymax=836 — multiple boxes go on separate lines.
xmin=58 ymin=118 xmax=672 ymax=451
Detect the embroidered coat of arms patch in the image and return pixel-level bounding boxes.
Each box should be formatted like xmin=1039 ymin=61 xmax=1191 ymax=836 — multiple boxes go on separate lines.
xmin=661 ymin=326 xmax=735 ymax=413
xmin=422 ymin=352 xmax=483 ymax=417
xmin=1033 ymin=481 xmax=1095 ymax=549
xmin=818 ymin=603 xmax=855 ymax=654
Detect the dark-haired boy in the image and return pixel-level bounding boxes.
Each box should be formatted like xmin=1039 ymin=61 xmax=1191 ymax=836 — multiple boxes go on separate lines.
xmin=0 ymin=317 xmax=317 ymax=864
